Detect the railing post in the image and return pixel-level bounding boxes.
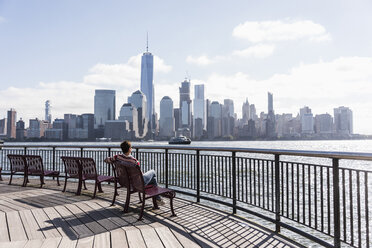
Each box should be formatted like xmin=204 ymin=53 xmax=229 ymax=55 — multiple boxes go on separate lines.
xmin=232 ymin=151 xmax=237 ymax=214
xmin=196 ymin=149 xmax=200 ymax=203
xmin=165 ymin=149 xmax=169 ymax=188
xmin=80 ymin=147 xmax=83 ymax=157
xmin=24 ymin=146 xmax=27 ymax=155
xmin=108 ymin=148 xmax=111 ymax=179
xmin=275 ymin=154 xmax=281 ymax=233
xmin=52 ymin=147 xmax=56 ymax=180
xmin=332 ymin=158 xmax=341 ymax=248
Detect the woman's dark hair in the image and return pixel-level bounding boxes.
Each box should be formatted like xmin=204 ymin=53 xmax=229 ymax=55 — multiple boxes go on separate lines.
xmin=120 ymin=140 xmax=131 ymax=154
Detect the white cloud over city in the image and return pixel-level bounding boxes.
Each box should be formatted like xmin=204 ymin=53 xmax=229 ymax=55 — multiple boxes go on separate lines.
xmin=232 ymin=19 xmax=331 ymax=43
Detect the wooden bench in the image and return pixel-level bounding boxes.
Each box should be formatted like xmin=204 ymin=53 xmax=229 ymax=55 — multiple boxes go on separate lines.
xmin=7 ymin=154 xmax=60 ymax=187
xmin=7 ymin=154 xmax=27 ymax=186
xmin=24 ymin=155 xmax=60 ymax=188
xmin=61 ymin=156 xmax=116 ymax=198
xmin=114 ymin=159 xmax=176 ymax=221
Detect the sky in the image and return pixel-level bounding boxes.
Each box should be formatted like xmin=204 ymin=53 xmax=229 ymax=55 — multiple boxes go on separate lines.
xmin=1 ymin=0 xmax=372 ymax=134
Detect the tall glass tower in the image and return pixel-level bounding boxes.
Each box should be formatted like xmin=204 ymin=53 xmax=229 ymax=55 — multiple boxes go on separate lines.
xmin=94 ymin=89 xmax=116 ymax=129
xmin=140 ymin=36 xmax=154 ymax=129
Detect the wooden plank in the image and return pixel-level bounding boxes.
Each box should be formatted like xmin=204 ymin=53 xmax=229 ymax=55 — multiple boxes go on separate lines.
xmin=122 ymin=226 xmax=146 ymax=248
xmin=76 ymin=202 xmax=119 ymax=231
xmin=19 ymin=209 xmax=45 ymax=240
xmin=0 ymin=211 xmax=10 ymax=242
xmin=23 ymin=239 xmax=44 ymax=248
xmin=93 ymin=232 xmax=110 ymax=248
xmin=0 ymin=240 xmax=27 ymax=248
xmin=110 ymin=228 xmax=128 ymax=248
xmin=58 ymin=237 xmax=78 ymax=248
xmin=169 ymin=227 xmax=200 ymax=248
xmin=75 ymin=236 xmax=94 ymax=248
xmin=7 ymin=211 xmax=28 ymax=241
xmin=155 ymin=226 xmax=183 ymax=248
xmin=31 ymin=208 xmax=62 ymax=238
xmin=40 ymin=237 xmax=62 ymax=248
xmin=54 ymin=205 xmax=93 ymax=239
xmin=138 ymin=226 xmax=164 ymax=248
xmin=43 ymin=207 xmax=78 ymax=239
xmin=64 ymin=203 xmax=106 ymax=234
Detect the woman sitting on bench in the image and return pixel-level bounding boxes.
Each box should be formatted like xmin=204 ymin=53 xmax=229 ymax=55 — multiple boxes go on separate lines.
xmin=104 ymin=140 xmax=164 ymax=205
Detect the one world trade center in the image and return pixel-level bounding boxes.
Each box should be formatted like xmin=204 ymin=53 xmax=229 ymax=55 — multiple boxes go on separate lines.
xmin=140 ymin=36 xmax=154 ymax=131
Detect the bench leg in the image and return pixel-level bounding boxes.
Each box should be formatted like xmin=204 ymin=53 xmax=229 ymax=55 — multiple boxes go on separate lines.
xmin=123 ymin=190 xmax=131 ymax=213
xmin=62 ymin=176 xmax=68 ymax=192
xmin=138 ymin=194 xmax=145 ymax=221
xmin=83 ymin=181 xmax=87 ymax=190
xmin=56 ymin=176 xmax=60 ymax=186
xmin=8 ymin=173 xmax=13 ymax=185
xmin=152 ymin=196 xmax=159 ymax=210
xmin=111 ymin=181 xmax=118 ymax=206
xmin=169 ymin=196 xmax=176 ymax=217
xmin=0 ymin=168 xmax=2 ymax=181
xmin=22 ymin=175 xmax=28 ymax=187
xmin=97 ymin=182 xmax=103 ymax=193
xmin=40 ymin=175 xmax=44 ymax=188
xmin=93 ymin=181 xmax=98 ymax=199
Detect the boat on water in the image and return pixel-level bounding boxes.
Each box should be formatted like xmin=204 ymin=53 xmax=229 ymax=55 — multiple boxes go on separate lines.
xmin=96 ymin=137 xmax=112 ymax=142
xmin=169 ymin=136 xmax=191 ymax=145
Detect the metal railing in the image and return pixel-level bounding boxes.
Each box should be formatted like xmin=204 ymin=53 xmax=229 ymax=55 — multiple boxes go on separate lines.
xmin=0 ymin=144 xmax=371 ymax=247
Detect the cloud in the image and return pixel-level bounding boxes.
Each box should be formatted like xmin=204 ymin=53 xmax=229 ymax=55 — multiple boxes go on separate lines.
xmin=186 ymin=55 xmax=218 ymax=66
xmin=0 ymin=54 xmax=172 ymax=122
xmin=232 ymin=44 xmax=275 ymax=58
xmin=232 ymin=19 xmax=331 ymax=43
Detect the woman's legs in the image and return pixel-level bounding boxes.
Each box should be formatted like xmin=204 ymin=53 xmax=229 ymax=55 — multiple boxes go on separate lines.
xmin=143 ymin=169 xmax=158 ymax=186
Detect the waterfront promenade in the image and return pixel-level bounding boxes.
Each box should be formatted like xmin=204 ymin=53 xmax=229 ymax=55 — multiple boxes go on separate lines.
xmin=0 ymin=178 xmax=300 ymax=248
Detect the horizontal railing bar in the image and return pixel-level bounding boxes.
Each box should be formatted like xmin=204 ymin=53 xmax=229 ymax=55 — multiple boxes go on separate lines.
xmin=3 ymin=144 xmax=372 ymax=161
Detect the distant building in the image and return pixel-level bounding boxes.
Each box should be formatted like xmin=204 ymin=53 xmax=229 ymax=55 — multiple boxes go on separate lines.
xmin=249 ymin=104 xmax=257 ymax=121
xmin=179 ymin=79 xmax=192 ymax=129
xmin=222 ymin=99 xmax=235 ymax=137
xmin=7 ymin=108 xmax=16 ymax=139
xmin=208 ymin=101 xmax=222 ymax=138
xmin=128 ymin=90 xmax=148 ymax=138
xmin=140 ymin=39 xmax=155 ymax=130
xmin=0 ymin=118 xmax=7 ymax=136
xmin=159 ymin=96 xmax=174 ymax=138
xmin=45 ymin=119 xmax=66 ymax=140
xmin=104 ymin=120 xmax=131 ymax=140
xmin=16 ymin=119 xmax=25 ymax=141
xmin=45 ymin=100 xmax=52 ymax=123
xmin=315 ymin=114 xmax=333 ymax=134
xmin=300 ymin=106 xmax=314 ymax=134
xmin=266 ymin=92 xmax=276 ymax=138
xmin=27 ymin=118 xmax=49 ymax=138
xmin=276 ymin=113 xmax=293 ymax=138
xmin=173 ymin=108 xmax=180 ymax=131
xmin=334 ymin=106 xmax=353 ymax=135
xmin=94 ymin=89 xmax=116 ymax=129
xmin=242 ymin=98 xmax=250 ymax=124
xmin=193 ymin=84 xmax=205 ymax=137
xmin=119 ymin=103 xmax=138 ymax=138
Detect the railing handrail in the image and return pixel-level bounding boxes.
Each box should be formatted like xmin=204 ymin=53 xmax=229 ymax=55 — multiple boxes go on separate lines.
xmin=3 ymin=143 xmax=372 ymax=161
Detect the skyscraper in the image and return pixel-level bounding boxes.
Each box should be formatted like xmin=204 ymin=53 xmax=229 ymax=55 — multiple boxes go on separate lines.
xmin=179 ymin=79 xmax=192 ymax=128
xmin=242 ymin=98 xmax=250 ymax=124
xmin=94 ymin=89 xmax=116 ymax=129
xmin=193 ymin=84 xmax=205 ymax=138
xmin=266 ymin=92 xmax=276 ymax=138
xmin=45 ymin=100 xmax=52 ymax=123
xmin=128 ymin=90 xmax=148 ymax=138
xmin=159 ymin=96 xmax=174 ymax=137
xmin=7 ymin=108 xmax=16 ymax=139
xmin=300 ymin=106 xmax=314 ymax=134
xmin=140 ymin=37 xmax=154 ymax=129
xmin=334 ymin=106 xmax=353 ymax=135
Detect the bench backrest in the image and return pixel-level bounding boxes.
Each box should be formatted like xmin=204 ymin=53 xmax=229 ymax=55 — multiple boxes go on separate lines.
xmin=79 ymin=157 xmax=97 ymax=179
xmin=24 ymin=155 xmax=44 ymax=174
xmin=114 ymin=159 xmax=144 ymax=193
xmin=60 ymin=156 xmax=80 ymax=177
xmin=7 ymin=154 xmax=26 ymax=172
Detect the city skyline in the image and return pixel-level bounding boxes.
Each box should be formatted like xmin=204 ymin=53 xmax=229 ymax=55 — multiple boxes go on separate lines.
xmin=1 ymin=1 xmax=372 ymax=134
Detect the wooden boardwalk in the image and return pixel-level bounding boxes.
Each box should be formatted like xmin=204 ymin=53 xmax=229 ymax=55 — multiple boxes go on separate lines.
xmin=0 ymin=178 xmax=302 ymax=248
